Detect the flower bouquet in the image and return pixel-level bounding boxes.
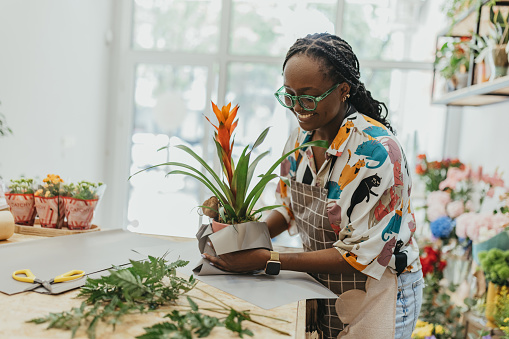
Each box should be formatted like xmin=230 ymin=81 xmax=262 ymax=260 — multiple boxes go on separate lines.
xmin=62 ymin=181 xmax=105 ymax=230
xmin=34 ymin=174 xmax=65 ymax=228
xmin=478 ymin=248 xmax=509 ymax=327
xmin=4 ymin=178 xmax=37 ymax=225
xmin=411 ymin=320 xmax=449 ymax=339
xmin=131 ymin=101 xmax=327 ymax=275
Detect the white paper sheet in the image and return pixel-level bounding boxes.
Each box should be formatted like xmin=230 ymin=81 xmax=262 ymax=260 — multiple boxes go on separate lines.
xmin=133 ymin=242 xmax=338 ymax=309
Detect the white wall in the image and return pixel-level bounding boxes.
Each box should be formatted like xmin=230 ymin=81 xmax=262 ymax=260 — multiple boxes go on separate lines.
xmin=0 ymin=0 xmax=114 ymax=226
xmin=457 ymin=101 xmax=509 ymax=182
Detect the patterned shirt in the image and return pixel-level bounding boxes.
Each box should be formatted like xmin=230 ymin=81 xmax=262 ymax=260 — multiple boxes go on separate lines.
xmin=275 ymin=111 xmax=421 ymax=280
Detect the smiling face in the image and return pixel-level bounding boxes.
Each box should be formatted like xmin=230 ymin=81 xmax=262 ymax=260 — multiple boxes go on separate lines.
xmin=283 ymin=54 xmax=350 ymax=141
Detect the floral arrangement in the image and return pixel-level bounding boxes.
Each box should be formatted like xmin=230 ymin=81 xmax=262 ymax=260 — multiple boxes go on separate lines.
xmin=415 ymin=154 xmax=464 ymax=193
xmin=420 ymin=157 xmax=507 ymax=243
xmin=420 ymin=245 xmax=447 ymax=277
xmin=7 ymin=178 xmax=35 ymax=194
xmin=418 ymin=244 xmax=465 ymax=338
xmin=131 ymin=101 xmax=326 ymax=225
xmin=478 ymin=248 xmax=509 ymax=287
xmin=411 ymin=320 xmax=448 ymax=339
xmin=34 ymin=174 xmax=64 ymax=198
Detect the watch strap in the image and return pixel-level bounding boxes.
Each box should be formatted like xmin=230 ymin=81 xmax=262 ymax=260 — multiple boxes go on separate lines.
xmin=269 ymin=251 xmax=280 ymax=261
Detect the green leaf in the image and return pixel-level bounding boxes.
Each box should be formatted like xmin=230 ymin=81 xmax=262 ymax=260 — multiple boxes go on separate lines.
xmin=251 ymin=205 xmax=284 ymax=216
xmin=250 ymin=127 xmax=270 ymax=152
xmin=245 ymin=150 xmax=269 ymax=194
xmin=187 ymin=296 xmax=198 ymax=312
xmin=166 ymin=170 xmax=237 ymax=219
xmin=231 ymin=145 xmax=250 ymax=212
xmin=240 ymin=173 xmax=279 ymax=217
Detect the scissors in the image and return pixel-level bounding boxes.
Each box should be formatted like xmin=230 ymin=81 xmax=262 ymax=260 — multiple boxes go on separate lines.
xmin=12 ymin=269 xmax=85 ymax=293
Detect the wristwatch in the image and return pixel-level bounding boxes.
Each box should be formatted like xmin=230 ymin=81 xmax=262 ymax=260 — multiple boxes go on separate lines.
xmin=265 ymin=251 xmax=281 ymax=275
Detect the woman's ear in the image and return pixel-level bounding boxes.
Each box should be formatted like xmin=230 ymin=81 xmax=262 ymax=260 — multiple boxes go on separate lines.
xmin=338 ymin=82 xmax=351 ymax=98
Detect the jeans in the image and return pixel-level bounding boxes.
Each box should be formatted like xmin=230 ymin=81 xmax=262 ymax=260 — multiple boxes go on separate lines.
xmin=395 ymin=270 xmax=424 ymax=339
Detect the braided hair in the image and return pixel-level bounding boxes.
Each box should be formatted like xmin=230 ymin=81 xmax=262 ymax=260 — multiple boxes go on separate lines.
xmin=283 ymin=33 xmax=394 ymax=134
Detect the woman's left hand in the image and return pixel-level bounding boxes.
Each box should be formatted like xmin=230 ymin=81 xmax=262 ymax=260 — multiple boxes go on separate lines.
xmin=202 ymin=248 xmax=270 ymax=273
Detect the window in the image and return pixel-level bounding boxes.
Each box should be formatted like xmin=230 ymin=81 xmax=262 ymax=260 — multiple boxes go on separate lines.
xmin=119 ymin=0 xmax=446 ymax=238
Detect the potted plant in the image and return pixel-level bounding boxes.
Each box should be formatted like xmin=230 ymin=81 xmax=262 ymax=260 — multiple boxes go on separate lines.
xmin=131 ymin=101 xmax=326 ymax=273
xmin=34 ymin=174 xmax=65 ymax=229
xmin=62 ymin=181 xmax=104 ymax=230
xmin=4 ymin=178 xmax=37 ymax=225
xmin=435 ymin=38 xmax=471 ymax=91
xmin=478 ymin=248 xmax=509 ymax=327
xmin=490 ymin=5 xmax=509 ymax=77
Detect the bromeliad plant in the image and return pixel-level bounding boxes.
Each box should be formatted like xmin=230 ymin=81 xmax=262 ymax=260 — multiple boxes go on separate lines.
xmin=131 ymin=101 xmax=328 ymax=225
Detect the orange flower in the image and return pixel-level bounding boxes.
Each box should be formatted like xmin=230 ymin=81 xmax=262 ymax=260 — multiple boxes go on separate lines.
xmin=415 ymin=164 xmax=426 ymax=175
xmin=206 ymin=101 xmax=239 ymax=185
xmin=417 ymin=154 xmax=426 ymax=160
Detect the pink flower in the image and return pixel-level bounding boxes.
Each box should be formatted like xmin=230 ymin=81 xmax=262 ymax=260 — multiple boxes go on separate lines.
xmin=465 ymin=200 xmax=475 ymax=212
xmin=446 ymin=200 xmax=464 ymax=218
xmin=439 ymin=167 xmax=472 ymax=190
xmin=472 ymin=166 xmax=483 ymax=182
xmin=427 ymin=191 xmax=451 ymax=222
xmin=491 ymin=213 xmax=509 ymax=230
xmin=455 ymin=212 xmax=474 ymax=238
xmin=482 ymin=170 xmax=505 ymax=188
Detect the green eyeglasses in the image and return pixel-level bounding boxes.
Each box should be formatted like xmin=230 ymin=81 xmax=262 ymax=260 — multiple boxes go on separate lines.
xmin=274 ymin=83 xmax=341 ymax=111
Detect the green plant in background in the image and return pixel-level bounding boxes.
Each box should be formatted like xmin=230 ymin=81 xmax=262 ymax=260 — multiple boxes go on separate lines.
xmin=63 ymin=181 xmax=103 ymax=200
xmin=442 ymin=0 xmax=480 ymax=20
xmin=489 ymin=4 xmax=509 ymax=45
xmin=435 ymin=39 xmax=471 ymax=80
xmin=0 ymin=101 xmax=12 ymax=137
xmin=8 ymin=178 xmax=35 ymax=194
xmin=479 ymin=248 xmax=509 ymax=286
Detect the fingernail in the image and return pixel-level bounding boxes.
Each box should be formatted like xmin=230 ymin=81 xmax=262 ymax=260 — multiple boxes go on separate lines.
xmin=201 ymin=254 xmax=206 ymax=258
xmin=209 ymin=262 xmax=214 ymax=266
xmin=207 ymin=241 xmax=211 ymax=246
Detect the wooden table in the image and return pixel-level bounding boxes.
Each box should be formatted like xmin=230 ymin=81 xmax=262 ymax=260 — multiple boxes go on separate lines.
xmin=0 ymin=232 xmax=305 ymax=338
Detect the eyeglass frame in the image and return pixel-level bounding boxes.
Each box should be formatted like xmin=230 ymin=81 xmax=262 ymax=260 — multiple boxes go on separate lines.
xmin=274 ymin=82 xmax=341 ymax=111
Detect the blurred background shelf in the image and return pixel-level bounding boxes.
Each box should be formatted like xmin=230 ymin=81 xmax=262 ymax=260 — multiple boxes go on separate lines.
xmin=432 ymin=75 xmax=509 ymax=106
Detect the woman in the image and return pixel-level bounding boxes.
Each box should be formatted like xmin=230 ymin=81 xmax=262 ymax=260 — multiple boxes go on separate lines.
xmin=203 ymin=33 xmax=423 ymax=339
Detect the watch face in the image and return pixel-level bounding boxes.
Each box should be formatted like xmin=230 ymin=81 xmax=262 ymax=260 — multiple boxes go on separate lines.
xmin=265 ymin=261 xmax=281 ymax=275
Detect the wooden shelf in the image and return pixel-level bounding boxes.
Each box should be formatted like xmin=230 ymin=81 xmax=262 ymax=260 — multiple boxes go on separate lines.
xmin=432 ymin=75 xmax=509 ymax=106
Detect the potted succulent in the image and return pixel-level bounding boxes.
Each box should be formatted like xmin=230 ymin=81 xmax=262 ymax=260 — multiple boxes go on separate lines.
xmin=489 ymin=5 xmax=509 ymax=78
xmin=478 ymin=248 xmax=509 ymax=327
xmin=4 ymin=178 xmax=37 ymax=225
xmin=62 ymin=181 xmax=104 ymax=230
xmin=131 ymin=101 xmax=326 ymax=273
xmin=34 ymin=174 xmax=65 ymax=229
xmin=435 ymin=38 xmax=471 ymax=91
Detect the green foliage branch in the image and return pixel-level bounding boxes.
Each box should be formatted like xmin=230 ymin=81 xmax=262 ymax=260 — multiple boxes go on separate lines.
xmin=29 ymin=256 xmax=290 ymax=338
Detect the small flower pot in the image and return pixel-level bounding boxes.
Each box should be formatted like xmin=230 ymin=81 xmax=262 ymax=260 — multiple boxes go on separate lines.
xmin=211 ymin=219 xmax=230 ymax=233
xmin=63 ymin=197 xmax=98 ymax=230
xmin=4 ymin=193 xmax=37 ymax=226
xmin=34 ymin=196 xmax=65 ymax=228
xmin=491 ymin=44 xmax=508 ymax=79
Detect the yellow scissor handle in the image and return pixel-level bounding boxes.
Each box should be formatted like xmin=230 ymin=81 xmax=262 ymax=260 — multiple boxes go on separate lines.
xmin=54 ymin=270 xmax=85 ymax=283
xmin=12 ymin=269 xmax=36 ymax=283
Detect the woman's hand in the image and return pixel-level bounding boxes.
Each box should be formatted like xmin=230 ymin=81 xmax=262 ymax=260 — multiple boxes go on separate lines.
xmin=202 ymin=248 xmax=271 ymax=273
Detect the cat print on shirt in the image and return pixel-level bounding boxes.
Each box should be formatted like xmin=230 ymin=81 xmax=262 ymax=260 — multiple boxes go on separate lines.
xmin=354 ymin=140 xmax=388 ymax=169
xmin=327 ymin=201 xmax=342 ymax=235
xmin=347 ymin=173 xmax=381 ymax=223
xmin=331 ymin=118 xmax=356 ymax=151
xmin=363 ymin=126 xmax=389 ymax=138
xmin=338 ymin=149 xmax=366 ymax=190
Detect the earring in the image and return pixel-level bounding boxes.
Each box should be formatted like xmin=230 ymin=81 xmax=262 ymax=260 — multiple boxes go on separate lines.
xmin=342 ymin=94 xmax=350 ymax=102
